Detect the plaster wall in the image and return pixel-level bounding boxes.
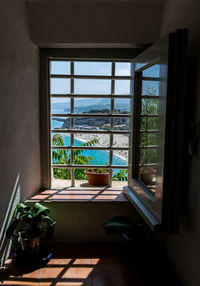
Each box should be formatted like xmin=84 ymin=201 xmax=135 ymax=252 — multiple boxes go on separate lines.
xmin=26 ymin=0 xmax=164 ymax=47
xmin=157 ymin=1 xmax=200 ymax=285
xmin=0 ymin=0 xmax=41 ymax=258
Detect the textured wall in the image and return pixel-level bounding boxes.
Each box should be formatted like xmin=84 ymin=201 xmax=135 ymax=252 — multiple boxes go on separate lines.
xmin=0 ymin=0 xmax=41 ymax=261
xmin=26 ymin=0 xmax=164 ymax=47
xmin=157 ymin=1 xmax=200 ymax=285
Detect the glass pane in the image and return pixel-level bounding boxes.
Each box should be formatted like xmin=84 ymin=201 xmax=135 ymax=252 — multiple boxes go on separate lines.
xmin=50 ymin=61 xmax=70 ymax=75
xmin=52 ymin=168 xmax=71 ymax=180
xmin=75 ymin=150 xmax=109 ymax=165
xmin=113 ymin=118 xmax=129 ymax=131
xmin=140 ymin=148 xmax=157 ymax=165
xmin=140 ymin=117 xmax=158 ymax=131
xmin=115 ymin=63 xmax=131 ymax=76
xmin=74 ymin=117 xmax=110 ymax=130
xmin=51 ymin=133 xmax=71 ymax=146
xmin=140 ymin=133 xmax=158 ymax=147
xmin=112 ymin=151 xmax=128 ymax=166
xmin=51 ymin=117 xmax=70 ymax=129
xmin=115 ymin=80 xmax=131 ymax=95
xmin=52 ymin=150 xmax=70 ymax=165
xmin=74 ymin=61 xmax=111 ymax=75
xmin=74 ymin=133 xmax=109 ymax=147
xmin=113 ymin=134 xmax=129 ymax=148
xmin=114 ymin=99 xmax=130 ymax=114
xmin=139 ymin=166 xmax=157 ymax=191
xmin=141 ymin=98 xmax=158 ymax=115
xmin=142 ymin=64 xmax=160 ymax=78
xmin=51 ymin=98 xmax=70 ymax=114
xmin=50 ymin=78 xmax=70 ymax=94
xmin=74 ymin=79 xmax=111 ymax=94
xmin=112 ymin=169 xmax=128 ymax=182
xmin=74 ymin=98 xmax=110 ymax=114
xmin=142 ymin=80 xmax=159 ymax=96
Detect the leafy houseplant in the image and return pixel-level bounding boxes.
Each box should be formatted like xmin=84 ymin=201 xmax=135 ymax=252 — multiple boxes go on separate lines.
xmin=84 ymin=168 xmax=112 ymax=186
xmin=6 ymin=203 xmax=56 ymax=268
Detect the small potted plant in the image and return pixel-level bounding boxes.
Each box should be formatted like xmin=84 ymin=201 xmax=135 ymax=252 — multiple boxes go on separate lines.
xmin=84 ymin=168 xmax=111 ymax=186
xmin=139 ymin=167 xmax=156 ymax=185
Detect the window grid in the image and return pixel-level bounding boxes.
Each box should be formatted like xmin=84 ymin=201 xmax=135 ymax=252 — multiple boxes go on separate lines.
xmin=50 ymin=60 xmax=131 ymax=187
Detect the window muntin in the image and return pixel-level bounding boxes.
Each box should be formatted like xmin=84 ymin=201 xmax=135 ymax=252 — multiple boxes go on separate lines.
xmin=50 ymin=60 xmax=132 ymax=187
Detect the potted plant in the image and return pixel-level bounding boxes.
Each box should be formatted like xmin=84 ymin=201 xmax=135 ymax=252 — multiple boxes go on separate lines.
xmin=139 ymin=166 xmax=156 ymax=185
xmin=84 ymin=168 xmax=112 ymax=186
xmin=6 ymin=202 xmax=56 ymax=269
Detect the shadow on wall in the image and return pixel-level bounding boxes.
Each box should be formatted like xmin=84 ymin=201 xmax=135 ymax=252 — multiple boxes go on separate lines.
xmin=0 ymin=174 xmax=21 ymax=266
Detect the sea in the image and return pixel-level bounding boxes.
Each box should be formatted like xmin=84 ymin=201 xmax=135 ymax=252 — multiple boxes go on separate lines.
xmin=52 ymin=118 xmax=128 ymax=171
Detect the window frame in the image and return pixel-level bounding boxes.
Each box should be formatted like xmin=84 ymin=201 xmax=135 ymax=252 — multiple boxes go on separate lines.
xmin=40 ymin=49 xmax=143 ymax=189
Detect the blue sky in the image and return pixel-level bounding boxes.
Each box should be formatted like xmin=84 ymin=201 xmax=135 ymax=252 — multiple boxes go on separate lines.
xmin=50 ymin=61 xmax=160 ymax=103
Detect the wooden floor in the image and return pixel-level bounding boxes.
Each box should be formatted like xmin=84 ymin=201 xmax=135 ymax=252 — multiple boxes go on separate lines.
xmin=1 ymin=242 xmax=182 ymax=286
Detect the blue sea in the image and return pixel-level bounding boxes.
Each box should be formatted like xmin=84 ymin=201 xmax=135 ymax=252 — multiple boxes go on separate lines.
xmin=52 ymin=119 xmax=128 ymax=172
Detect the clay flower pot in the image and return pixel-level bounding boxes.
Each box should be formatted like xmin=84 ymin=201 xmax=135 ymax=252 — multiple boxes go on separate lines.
xmin=140 ymin=172 xmax=154 ymax=185
xmin=84 ymin=169 xmax=110 ymax=186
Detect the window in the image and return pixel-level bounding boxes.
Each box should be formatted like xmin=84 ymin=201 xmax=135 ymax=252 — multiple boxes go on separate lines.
xmin=49 ymin=60 xmax=132 ymax=187
xmin=125 ymin=29 xmax=188 ymax=233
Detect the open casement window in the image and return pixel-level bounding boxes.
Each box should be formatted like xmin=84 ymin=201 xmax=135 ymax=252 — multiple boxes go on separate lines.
xmin=124 ymin=30 xmax=188 ymax=233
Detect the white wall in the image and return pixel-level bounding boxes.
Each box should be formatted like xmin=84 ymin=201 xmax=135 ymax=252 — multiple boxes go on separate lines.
xmin=157 ymin=1 xmax=200 ymax=285
xmin=0 ymin=0 xmax=41 ymax=262
xmin=26 ymin=0 xmax=164 ymax=47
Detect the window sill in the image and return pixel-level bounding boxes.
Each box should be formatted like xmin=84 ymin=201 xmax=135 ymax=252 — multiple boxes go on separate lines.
xmin=26 ymin=180 xmax=129 ymax=203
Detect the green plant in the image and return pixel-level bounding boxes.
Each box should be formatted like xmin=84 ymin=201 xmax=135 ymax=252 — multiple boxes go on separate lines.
xmin=140 ymin=87 xmax=158 ymax=166
xmin=87 ymin=168 xmax=109 ymax=174
xmin=6 ymin=203 xmax=56 ymax=252
xmin=113 ymin=169 xmax=128 ymax=181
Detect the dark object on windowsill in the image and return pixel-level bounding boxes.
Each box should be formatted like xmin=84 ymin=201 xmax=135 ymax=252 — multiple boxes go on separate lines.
xmin=84 ymin=169 xmax=112 ymax=186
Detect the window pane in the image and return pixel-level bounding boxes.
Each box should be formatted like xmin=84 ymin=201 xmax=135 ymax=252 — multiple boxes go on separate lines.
xmin=142 ymin=80 xmax=159 ymax=96
xmin=74 ymin=79 xmax=111 ymax=94
xmin=113 ymin=134 xmax=129 ymax=148
xmin=140 ymin=133 xmax=158 ymax=147
xmin=52 ymin=150 xmax=71 ymax=165
xmin=140 ymin=148 xmax=157 ymax=165
xmin=140 ymin=117 xmax=158 ymax=131
xmin=50 ymin=78 xmax=70 ymax=94
xmin=114 ymin=98 xmax=130 ymax=114
xmin=74 ymin=98 xmax=110 ymax=114
xmin=74 ymin=133 xmax=109 ymax=147
xmin=112 ymin=151 xmax=128 ymax=166
xmin=51 ymin=133 xmax=71 ymax=146
xmin=75 ymin=150 xmax=109 ymax=165
xmin=112 ymin=169 xmax=128 ymax=182
xmin=52 ymin=168 xmax=71 ymax=180
xmin=115 ymin=80 xmax=131 ymax=95
xmin=50 ymin=61 xmax=70 ymax=75
xmin=115 ymin=63 xmax=131 ymax=76
xmin=142 ymin=64 xmax=160 ymax=78
xmin=51 ymin=117 xmax=70 ymax=129
xmin=74 ymin=61 xmax=111 ymax=75
xmin=141 ymin=98 xmax=158 ymax=115
xmin=74 ymin=117 xmax=110 ymax=130
xmin=51 ymin=98 xmax=70 ymax=114
xmin=113 ymin=118 xmax=129 ymax=131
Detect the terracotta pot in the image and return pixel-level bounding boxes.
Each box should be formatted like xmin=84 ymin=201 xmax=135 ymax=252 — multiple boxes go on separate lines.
xmin=140 ymin=172 xmax=153 ymax=185
xmin=84 ymin=170 xmax=110 ymax=186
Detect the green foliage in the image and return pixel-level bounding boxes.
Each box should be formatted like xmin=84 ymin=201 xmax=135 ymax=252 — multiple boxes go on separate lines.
xmin=140 ymin=87 xmax=158 ymax=166
xmin=52 ymin=135 xmax=98 ymax=180
xmin=113 ymin=169 xmax=128 ymax=181
xmin=52 ymin=135 xmax=127 ymax=181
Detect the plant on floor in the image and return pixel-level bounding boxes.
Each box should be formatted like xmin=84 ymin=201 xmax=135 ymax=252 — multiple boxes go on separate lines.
xmin=6 ymin=203 xmax=56 ymax=267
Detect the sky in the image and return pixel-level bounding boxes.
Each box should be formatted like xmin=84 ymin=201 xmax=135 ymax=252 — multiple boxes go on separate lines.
xmin=50 ymin=61 xmax=160 ymax=103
